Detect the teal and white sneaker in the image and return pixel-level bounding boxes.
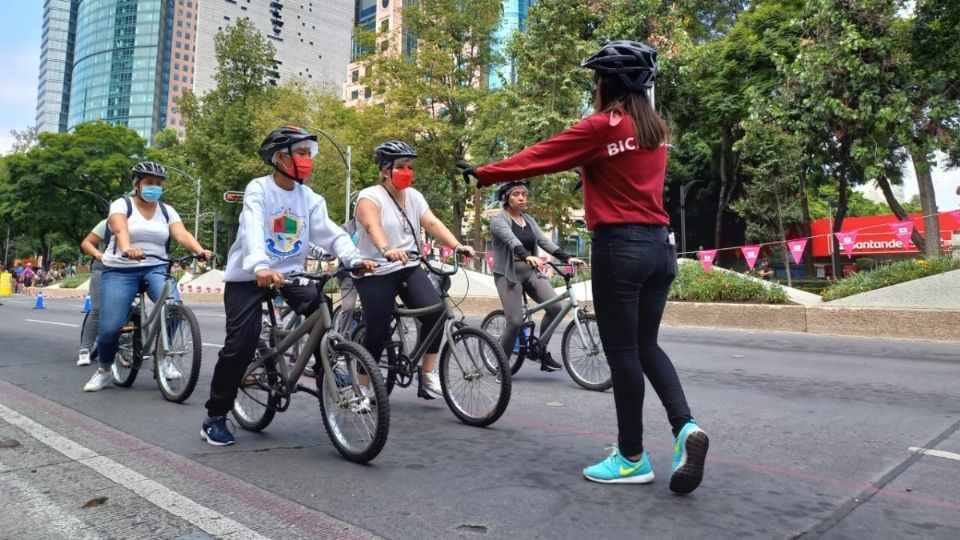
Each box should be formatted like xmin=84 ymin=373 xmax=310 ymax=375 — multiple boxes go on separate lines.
xmin=583 ymin=447 xmax=654 ymax=484
xmin=670 ymin=420 xmax=709 ymax=494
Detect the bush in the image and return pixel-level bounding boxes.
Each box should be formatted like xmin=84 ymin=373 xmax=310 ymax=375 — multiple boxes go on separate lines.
xmin=822 ymin=256 xmax=960 ymax=301
xmin=549 ymin=266 xmax=591 ymax=288
xmin=668 ymin=262 xmax=789 ymax=304
xmin=59 ymin=273 xmax=91 ymax=289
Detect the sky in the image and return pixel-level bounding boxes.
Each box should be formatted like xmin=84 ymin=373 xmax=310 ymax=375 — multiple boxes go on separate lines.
xmin=0 ymin=2 xmax=956 ymax=210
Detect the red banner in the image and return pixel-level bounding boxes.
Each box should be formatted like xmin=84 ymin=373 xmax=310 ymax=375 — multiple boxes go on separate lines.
xmin=810 ymin=213 xmax=956 ymax=257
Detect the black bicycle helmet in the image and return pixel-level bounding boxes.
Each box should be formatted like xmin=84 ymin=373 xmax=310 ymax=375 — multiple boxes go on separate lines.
xmin=496 ymin=180 xmax=529 ymax=202
xmin=374 ymin=140 xmax=417 ymax=169
xmin=258 ymin=126 xmax=318 ymax=167
xmin=131 ymin=161 xmax=167 ymax=181
xmin=581 ymin=40 xmax=658 ymax=91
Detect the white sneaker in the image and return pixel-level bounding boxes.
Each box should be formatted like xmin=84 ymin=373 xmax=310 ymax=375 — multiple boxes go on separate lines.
xmin=422 ymin=371 xmax=443 ymax=398
xmin=349 ymin=385 xmax=374 ymax=414
xmin=83 ymin=368 xmax=112 ymax=392
xmin=161 ymin=361 xmax=182 ymax=380
xmin=77 ymin=349 xmax=91 ymax=366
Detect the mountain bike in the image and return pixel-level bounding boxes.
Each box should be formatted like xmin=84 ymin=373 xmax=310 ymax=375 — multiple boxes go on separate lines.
xmin=232 ymin=268 xmax=390 ymax=463
xmin=351 ymin=252 xmax=512 ymax=427
xmin=481 ymin=260 xmax=611 ymax=391
xmin=111 ymin=254 xmax=205 ymax=402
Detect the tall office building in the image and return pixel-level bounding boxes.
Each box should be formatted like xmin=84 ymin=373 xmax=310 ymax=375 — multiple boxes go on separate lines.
xmin=488 ymin=0 xmax=532 ymax=89
xmin=192 ymin=0 xmax=354 ymax=96
xmin=342 ymin=0 xmax=533 ymax=105
xmin=36 ymin=0 xmax=80 ymax=134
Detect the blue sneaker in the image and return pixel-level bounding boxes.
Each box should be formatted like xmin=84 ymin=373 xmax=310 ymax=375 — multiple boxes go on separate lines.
xmin=201 ymin=415 xmax=235 ymax=446
xmin=583 ymin=447 xmax=654 ymax=484
xmin=670 ymin=420 xmax=709 ymax=494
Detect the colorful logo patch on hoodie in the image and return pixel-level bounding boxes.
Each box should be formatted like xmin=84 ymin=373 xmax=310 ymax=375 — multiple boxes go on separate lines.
xmin=266 ymin=210 xmax=304 ymax=257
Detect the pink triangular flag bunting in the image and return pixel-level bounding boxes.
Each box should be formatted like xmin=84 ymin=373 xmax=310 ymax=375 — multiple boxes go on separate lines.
xmin=485 ymin=251 xmax=494 ymax=269
xmin=698 ymin=249 xmax=718 ymax=272
xmin=422 ymin=242 xmax=433 ymax=256
xmin=949 ymin=210 xmax=960 ymax=227
xmin=787 ymin=238 xmax=807 ymax=264
xmin=834 ymin=230 xmax=858 ymax=259
xmin=440 ymin=246 xmax=452 ymax=260
xmin=740 ymin=244 xmax=761 ymax=270
xmin=888 ymin=221 xmax=914 ymax=246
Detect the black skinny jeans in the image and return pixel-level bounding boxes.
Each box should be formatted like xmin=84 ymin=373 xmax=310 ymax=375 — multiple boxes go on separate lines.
xmin=355 ymin=266 xmax=444 ymax=363
xmin=591 ymin=224 xmax=693 ymax=456
xmin=205 ymin=281 xmax=321 ymax=417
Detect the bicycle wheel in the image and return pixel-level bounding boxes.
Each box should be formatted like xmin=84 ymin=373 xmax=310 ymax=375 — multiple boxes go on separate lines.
xmin=112 ymin=314 xmax=141 ymax=387
xmin=439 ymin=327 xmax=511 ymax=427
xmin=316 ymin=340 xmax=390 ymax=463
xmin=232 ymin=344 xmax=279 ymax=432
xmin=156 ymin=305 xmax=202 ymax=403
xmin=561 ymin=313 xmax=611 ymax=391
xmin=479 ymin=310 xmax=524 ymax=375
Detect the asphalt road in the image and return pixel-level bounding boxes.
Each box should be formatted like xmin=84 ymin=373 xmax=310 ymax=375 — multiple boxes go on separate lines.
xmin=1 ymin=294 xmax=959 ymax=540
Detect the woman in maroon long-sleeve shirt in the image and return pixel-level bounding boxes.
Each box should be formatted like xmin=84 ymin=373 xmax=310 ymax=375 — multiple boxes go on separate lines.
xmin=461 ymin=41 xmax=709 ymax=493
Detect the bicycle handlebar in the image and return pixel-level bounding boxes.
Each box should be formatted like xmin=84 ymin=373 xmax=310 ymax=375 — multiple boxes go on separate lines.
xmin=125 ymin=253 xmax=214 ymax=265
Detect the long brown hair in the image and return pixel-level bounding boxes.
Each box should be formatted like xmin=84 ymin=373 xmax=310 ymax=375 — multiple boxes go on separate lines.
xmin=593 ymin=73 xmax=669 ymax=149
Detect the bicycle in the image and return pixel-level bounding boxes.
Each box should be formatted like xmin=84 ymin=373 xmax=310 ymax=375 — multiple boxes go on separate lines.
xmin=351 ymin=252 xmax=512 ymax=427
xmin=111 ymin=254 xmax=205 ymax=402
xmin=232 ymin=268 xmax=390 ymax=464
xmin=481 ymin=260 xmax=611 ymax=391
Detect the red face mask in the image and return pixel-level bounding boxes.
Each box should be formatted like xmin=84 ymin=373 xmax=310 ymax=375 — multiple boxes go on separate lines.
xmin=391 ymin=169 xmax=414 ymax=190
xmin=283 ymin=155 xmax=313 ymax=182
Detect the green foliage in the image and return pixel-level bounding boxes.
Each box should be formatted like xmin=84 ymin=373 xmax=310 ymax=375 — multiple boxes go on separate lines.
xmin=59 ymin=273 xmax=91 ymax=289
xmin=668 ymin=261 xmax=789 ymax=303
xmin=822 ymin=256 xmax=960 ymax=301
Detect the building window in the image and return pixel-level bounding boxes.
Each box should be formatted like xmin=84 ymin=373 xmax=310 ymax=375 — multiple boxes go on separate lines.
xmin=380 ymin=18 xmax=390 ymax=33
xmin=351 ymin=90 xmax=359 ymax=100
xmin=382 ymin=0 xmax=389 ymax=7
xmin=351 ymin=70 xmax=359 ymax=82
xmin=365 ymin=87 xmax=372 ymax=99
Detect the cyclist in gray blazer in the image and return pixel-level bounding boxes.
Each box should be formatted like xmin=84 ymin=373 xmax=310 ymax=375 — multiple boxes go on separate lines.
xmin=489 ymin=181 xmax=583 ymax=371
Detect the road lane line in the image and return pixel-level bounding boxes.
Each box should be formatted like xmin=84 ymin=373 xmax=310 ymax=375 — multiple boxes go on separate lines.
xmin=0 ymin=402 xmax=270 ymax=540
xmin=909 ymin=447 xmax=960 ymax=462
xmin=202 ymin=342 xmax=223 ymax=348
xmin=25 ymin=319 xmax=80 ymax=328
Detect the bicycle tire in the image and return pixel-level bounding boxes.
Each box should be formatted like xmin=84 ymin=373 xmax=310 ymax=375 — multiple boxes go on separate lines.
xmin=156 ymin=304 xmax=203 ymax=403
xmin=232 ymin=345 xmax=279 ymax=432
xmin=316 ymin=340 xmax=390 ymax=463
xmin=439 ymin=327 xmax=511 ymax=427
xmin=112 ymin=313 xmax=142 ymax=387
xmin=479 ymin=309 xmax=524 ymax=375
xmin=561 ymin=313 xmax=611 ymax=392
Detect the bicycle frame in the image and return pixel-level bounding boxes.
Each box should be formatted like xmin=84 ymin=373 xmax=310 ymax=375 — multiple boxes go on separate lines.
xmin=133 ymin=276 xmax=176 ymax=363
xmin=519 ymin=271 xmax=596 ymax=354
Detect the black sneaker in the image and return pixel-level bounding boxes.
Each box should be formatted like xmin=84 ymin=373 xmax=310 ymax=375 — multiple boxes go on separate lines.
xmin=201 ymin=415 xmax=235 ymax=446
xmin=540 ymin=352 xmax=562 ymax=372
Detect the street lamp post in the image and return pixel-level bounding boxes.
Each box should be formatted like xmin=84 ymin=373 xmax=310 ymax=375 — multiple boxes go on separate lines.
xmin=679 ymin=180 xmax=702 ymax=256
xmin=305 ymin=127 xmax=352 ymax=221
xmin=162 ymin=164 xmax=202 ymax=238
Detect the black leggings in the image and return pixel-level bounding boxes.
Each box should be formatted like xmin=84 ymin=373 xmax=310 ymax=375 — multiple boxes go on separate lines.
xmin=355 ymin=266 xmax=444 ymax=362
xmin=591 ymin=224 xmax=693 ymax=456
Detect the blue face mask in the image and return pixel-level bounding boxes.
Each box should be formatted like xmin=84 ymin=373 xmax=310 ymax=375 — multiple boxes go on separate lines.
xmin=140 ymin=186 xmax=163 ymax=202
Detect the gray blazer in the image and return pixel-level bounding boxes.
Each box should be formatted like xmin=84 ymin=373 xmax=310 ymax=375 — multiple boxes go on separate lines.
xmin=489 ymin=210 xmax=560 ymax=284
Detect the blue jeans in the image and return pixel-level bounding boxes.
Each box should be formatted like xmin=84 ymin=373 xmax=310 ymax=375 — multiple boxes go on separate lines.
xmin=96 ymin=265 xmax=181 ymax=368
xmin=591 ymin=224 xmax=692 ymax=456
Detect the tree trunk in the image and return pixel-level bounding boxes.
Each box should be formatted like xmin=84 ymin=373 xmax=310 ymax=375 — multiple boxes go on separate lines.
xmin=452 ymin=199 xmax=464 ymax=242
xmin=774 ymin=192 xmax=792 ymax=287
xmin=875 ymin=175 xmax=927 ymax=253
xmin=911 ymin=150 xmax=940 ymax=258
xmin=714 ymin=123 xmax=741 ymax=255
xmin=798 ymin=166 xmax=815 ymax=277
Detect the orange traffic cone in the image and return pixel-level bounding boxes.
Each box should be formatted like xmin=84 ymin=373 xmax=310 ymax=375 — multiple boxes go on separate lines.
xmin=34 ymin=291 xmax=46 ymax=309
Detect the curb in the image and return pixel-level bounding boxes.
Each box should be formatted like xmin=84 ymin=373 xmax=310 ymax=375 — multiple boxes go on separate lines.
xmin=18 ymin=289 xmax=959 ymax=342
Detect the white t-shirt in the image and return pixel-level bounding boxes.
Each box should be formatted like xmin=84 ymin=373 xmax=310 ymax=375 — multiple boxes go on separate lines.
xmin=102 ymin=199 xmax=181 ymax=268
xmin=223 ymin=175 xmax=361 ymax=282
xmin=355 ymin=184 xmax=429 ymax=276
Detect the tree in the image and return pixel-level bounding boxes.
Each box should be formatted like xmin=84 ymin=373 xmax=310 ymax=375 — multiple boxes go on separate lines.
xmin=361 ymin=0 xmax=503 ymax=241
xmin=0 ymin=122 xmax=148 ymax=263
xmin=8 ymin=126 xmax=38 ymax=154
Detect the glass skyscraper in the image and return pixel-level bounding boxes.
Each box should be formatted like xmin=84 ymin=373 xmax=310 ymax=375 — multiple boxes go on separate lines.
xmin=36 ymin=0 xmax=80 ymax=133
xmin=67 ymin=0 xmax=166 ymax=141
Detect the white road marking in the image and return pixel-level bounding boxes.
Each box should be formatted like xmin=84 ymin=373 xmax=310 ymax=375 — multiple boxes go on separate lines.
xmin=909 ymin=447 xmax=960 ymax=462
xmin=0 ymin=402 xmax=270 ymax=540
xmin=0 ymin=455 xmax=102 ymax=540
xmin=202 ymin=342 xmax=223 ymax=348
xmin=25 ymin=319 xmax=80 ymax=328
xmin=196 ymin=313 xmax=226 ymax=318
